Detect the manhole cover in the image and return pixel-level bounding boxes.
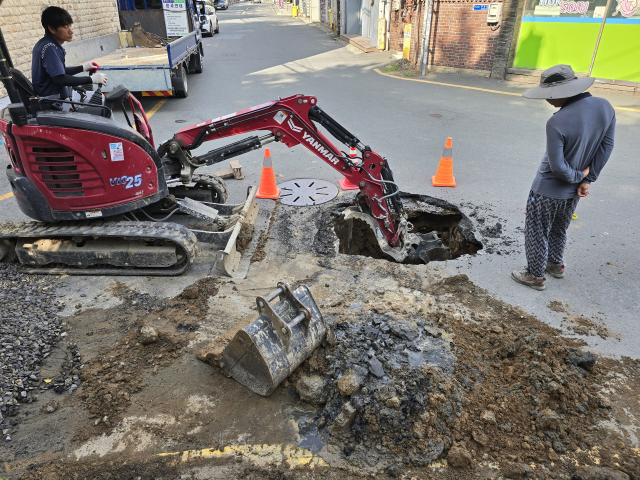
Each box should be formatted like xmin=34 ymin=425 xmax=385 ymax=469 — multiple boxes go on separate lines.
xmin=279 ymin=179 xmax=338 ymax=206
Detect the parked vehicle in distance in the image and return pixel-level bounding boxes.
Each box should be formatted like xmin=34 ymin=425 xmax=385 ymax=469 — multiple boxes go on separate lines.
xmin=197 ymin=0 xmax=219 ymax=35
xmin=213 ymin=0 xmax=229 ymax=9
xmin=252 ymin=0 xmax=261 ymax=3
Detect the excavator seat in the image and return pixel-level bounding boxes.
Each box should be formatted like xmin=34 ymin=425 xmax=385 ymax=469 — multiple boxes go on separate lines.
xmin=10 ymin=68 xmax=36 ymax=113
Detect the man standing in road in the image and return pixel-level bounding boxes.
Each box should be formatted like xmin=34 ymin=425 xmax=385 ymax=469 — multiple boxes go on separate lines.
xmin=32 ymin=6 xmax=107 ymax=100
xmin=511 ymin=64 xmax=616 ymax=291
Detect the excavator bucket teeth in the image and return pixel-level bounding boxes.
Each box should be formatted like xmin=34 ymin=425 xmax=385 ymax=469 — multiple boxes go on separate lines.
xmin=220 ymin=283 xmax=325 ymax=396
xmin=335 ymin=206 xmax=451 ymax=264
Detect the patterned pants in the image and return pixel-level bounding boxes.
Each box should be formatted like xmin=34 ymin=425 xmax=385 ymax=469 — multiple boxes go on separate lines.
xmin=525 ymin=191 xmax=580 ymax=277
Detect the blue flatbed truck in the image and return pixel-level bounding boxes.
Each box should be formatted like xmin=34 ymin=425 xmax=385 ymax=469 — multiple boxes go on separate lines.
xmin=85 ymin=0 xmax=204 ymax=98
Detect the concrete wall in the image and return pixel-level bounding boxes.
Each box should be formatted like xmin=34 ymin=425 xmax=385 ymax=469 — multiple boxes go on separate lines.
xmin=0 ymin=0 xmax=121 ymax=98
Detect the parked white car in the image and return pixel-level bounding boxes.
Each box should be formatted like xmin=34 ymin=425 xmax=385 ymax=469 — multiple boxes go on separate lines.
xmin=196 ymin=1 xmax=219 ymax=36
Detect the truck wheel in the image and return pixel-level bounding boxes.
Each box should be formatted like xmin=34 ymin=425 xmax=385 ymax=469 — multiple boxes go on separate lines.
xmin=172 ymin=64 xmax=188 ymax=98
xmin=191 ymin=50 xmax=204 ymax=74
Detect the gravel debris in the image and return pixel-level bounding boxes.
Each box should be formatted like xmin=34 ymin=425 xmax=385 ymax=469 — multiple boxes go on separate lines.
xmin=0 ymin=264 xmax=65 ymax=437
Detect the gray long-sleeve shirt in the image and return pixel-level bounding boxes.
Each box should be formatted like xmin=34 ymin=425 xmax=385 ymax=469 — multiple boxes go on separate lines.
xmin=531 ymin=92 xmax=616 ymax=200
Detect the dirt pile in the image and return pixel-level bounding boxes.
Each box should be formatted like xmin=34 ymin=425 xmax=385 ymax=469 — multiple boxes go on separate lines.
xmin=294 ymin=312 xmax=462 ymax=469
xmin=288 ymin=274 xmax=638 ymax=477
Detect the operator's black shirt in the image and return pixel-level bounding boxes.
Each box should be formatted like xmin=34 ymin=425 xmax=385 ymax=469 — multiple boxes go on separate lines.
xmin=31 ymin=35 xmax=67 ymax=98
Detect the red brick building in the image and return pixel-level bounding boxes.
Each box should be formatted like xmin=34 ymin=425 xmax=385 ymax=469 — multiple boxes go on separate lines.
xmin=388 ymin=0 xmax=520 ymax=78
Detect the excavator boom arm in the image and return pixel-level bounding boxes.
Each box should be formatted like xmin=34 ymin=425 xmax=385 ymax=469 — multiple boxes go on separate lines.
xmin=164 ymin=94 xmax=404 ymax=247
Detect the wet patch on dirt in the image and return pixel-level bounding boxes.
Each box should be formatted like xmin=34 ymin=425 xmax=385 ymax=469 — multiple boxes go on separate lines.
xmin=236 ymin=223 xmax=255 ymax=254
xmin=251 ymin=230 xmax=268 ymax=263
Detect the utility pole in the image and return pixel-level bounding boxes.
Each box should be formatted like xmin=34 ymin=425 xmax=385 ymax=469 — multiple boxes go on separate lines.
xmin=419 ymin=0 xmax=433 ymax=76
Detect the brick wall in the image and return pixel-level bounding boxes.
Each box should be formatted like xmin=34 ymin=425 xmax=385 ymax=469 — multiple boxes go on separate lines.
xmin=429 ymin=0 xmax=501 ymax=72
xmin=389 ymin=0 xmax=503 ymax=73
xmin=389 ymin=0 xmax=426 ymax=66
xmin=0 ymin=0 xmax=120 ymax=97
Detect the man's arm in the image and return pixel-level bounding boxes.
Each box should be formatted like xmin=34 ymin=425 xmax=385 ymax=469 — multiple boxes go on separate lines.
xmin=583 ymin=116 xmax=616 ymax=185
xmin=546 ymin=123 xmax=586 ymax=184
xmin=65 ymin=65 xmax=83 ymax=75
xmin=51 ymin=74 xmax=92 ymax=87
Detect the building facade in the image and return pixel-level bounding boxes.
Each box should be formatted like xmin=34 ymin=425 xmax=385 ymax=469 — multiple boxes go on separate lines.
xmin=386 ymin=0 xmax=639 ymax=88
xmin=0 ymin=0 xmax=121 ymax=98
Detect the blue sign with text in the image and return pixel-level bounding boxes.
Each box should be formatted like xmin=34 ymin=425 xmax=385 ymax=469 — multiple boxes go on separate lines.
xmin=473 ymin=4 xmax=489 ymax=10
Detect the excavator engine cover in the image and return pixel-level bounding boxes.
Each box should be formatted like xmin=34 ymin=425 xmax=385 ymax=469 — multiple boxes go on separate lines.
xmin=220 ymin=283 xmax=325 ymax=396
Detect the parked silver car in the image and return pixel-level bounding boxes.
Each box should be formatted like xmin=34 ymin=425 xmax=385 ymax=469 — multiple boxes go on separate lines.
xmin=197 ymin=0 xmax=219 ymax=35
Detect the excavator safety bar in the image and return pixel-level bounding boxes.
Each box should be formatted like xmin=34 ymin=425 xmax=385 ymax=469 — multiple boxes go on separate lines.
xmin=159 ymin=94 xmax=405 ymax=248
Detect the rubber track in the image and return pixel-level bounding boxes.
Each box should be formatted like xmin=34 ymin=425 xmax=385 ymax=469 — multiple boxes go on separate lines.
xmin=191 ymin=173 xmax=229 ymax=204
xmin=0 ymin=220 xmax=198 ymax=276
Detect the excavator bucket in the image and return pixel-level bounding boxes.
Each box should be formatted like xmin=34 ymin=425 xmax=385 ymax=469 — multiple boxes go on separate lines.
xmin=184 ymin=185 xmax=259 ymax=277
xmin=220 ymin=283 xmax=325 ymax=396
xmin=335 ymin=206 xmax=451 ymax=264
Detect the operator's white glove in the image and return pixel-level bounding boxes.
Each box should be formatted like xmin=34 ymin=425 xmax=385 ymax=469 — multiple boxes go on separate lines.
xmin=83 ymin=61 xmax=99 ymax=72
xmin=91 ymin=72 xmax=108 ymax=85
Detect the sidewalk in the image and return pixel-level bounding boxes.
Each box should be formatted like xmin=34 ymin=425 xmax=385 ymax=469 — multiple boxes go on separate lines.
xmin=270 ymin=0 xmax=292 ymax=15
xmin=375 ymin=68 xmax=640 ymax=112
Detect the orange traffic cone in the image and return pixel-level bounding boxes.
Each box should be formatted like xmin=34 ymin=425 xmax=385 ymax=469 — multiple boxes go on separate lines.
xmin=338 ymin=146 xmax=360 ymax=191
xmin=255 ymin=148 xmax=281 ymax=199
xmin=432 ymin=137 xmax=456 ymax=187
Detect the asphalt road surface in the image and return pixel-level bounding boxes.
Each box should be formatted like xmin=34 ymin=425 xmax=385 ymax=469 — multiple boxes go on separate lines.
xmin=1 ymin=0 xmax=639 ymax=357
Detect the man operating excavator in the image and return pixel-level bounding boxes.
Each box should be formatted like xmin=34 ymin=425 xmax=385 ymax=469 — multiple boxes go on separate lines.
xmin=31 ymin=6 xmax=108 ymax=101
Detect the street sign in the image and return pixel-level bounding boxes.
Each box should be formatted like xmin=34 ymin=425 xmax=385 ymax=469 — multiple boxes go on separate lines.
xmin=162 ymin=0 xmax=186 ymax=11
xmin=164 ymin=10 xmax=190 ymax=36
xmin=473 ymin=4 xmax=489 ymax=10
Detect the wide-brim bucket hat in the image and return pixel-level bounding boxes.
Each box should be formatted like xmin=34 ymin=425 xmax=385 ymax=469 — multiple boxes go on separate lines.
xmin=523 ymin=64 xmax=595 ymax=99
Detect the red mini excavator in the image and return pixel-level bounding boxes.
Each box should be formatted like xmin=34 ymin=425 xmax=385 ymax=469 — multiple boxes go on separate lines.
xmin=0 ymin=12 xmax=447 ymax=275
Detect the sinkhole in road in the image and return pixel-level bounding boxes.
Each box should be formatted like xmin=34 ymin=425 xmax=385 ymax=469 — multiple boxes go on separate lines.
xmin=333 ymin=193 xmax=482 ymax=264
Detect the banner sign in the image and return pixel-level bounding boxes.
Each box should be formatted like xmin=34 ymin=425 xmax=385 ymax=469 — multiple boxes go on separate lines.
xmin=162 ymin=0 xmax=186 ymax=11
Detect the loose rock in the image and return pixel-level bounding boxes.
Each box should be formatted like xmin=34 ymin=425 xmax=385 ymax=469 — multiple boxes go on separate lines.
xmin=296 ymin=375 xmax=326 ymax=404
xmin=337 ymin=373 xmax=360 ymax=397
xmin=501 ymin=461 xmax=527 ymax=478
xmin=536 ymin=408 xmax=561 ymax=431
xmin=568 ymin=350 xmax=597 ymax=370
xmin=481 ymin=410 xmax=497 ymax=425
xmin=386 ymin=396 xmax=400 ymax=409
xmin=447 ymin=446 xmax=472 ymax=468
xmin=139 ymin=325 xmax=159 ymax=345
xmin=575 ymin=465 xmax=630 ymax=480
xmin=332 ymin=402 xmax=356 ymax=430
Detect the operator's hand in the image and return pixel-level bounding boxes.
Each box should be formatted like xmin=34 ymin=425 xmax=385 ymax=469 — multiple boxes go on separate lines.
xmin=83 ymin=61 xmax=100 ymax=72
xmin=581 ymin=165 xmax=590 ymax=178
xmin=91 ymin=72 xmax=108 ymax=85
xmin=577 ymin=183 xmax=590 ymax=197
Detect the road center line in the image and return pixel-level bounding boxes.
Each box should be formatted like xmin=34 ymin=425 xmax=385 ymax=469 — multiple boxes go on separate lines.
xmin=0 ymin=192 xmax=13 ymax=201
xmin=146 ymin=98 xmax=168 ymax=119
xmin=373 ymin=68 xmax=640 ymax=113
